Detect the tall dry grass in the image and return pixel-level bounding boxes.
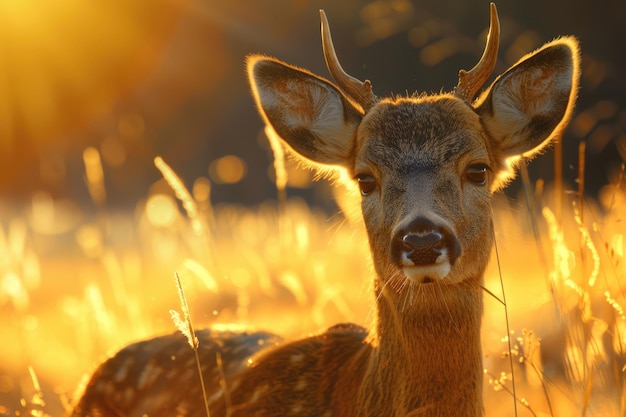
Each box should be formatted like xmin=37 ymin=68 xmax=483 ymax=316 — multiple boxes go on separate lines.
xmin=0 ymin=146 xmax=624 ymax=416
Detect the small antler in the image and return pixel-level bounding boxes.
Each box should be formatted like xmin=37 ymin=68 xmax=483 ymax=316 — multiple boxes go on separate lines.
xmin=320 ymin=10 xmax=377 ymax=112
xmin=454 ymin=3 xmax=500 ymax=103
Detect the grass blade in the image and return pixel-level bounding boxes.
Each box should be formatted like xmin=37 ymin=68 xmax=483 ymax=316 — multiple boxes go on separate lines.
xmin=170 ymin=272 xmax=211 ymax=417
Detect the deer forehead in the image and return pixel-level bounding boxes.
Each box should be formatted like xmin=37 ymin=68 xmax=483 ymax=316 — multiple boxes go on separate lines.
xmin=355 ymin=96 xmax=489 ymax=175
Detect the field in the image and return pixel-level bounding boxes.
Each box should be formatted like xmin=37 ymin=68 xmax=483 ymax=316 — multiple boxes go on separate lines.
xmin=0 ymin=152 xmax=625 ymax=416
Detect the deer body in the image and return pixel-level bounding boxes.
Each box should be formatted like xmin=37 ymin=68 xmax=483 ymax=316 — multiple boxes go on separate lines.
xmin=70 ymin=5 xmax=579 ymax=417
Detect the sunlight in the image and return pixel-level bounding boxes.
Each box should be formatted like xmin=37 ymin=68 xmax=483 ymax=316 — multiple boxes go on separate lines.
xmin=0 ymin=0 xmax=182 ymax=150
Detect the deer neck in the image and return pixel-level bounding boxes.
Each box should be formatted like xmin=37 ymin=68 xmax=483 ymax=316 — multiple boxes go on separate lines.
xmin=356 ymin=281 xmax=484 ymax=417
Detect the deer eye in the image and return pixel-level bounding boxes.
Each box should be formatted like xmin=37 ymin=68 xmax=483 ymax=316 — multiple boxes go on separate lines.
xmin=355 ymin=174 xmax=377 ymax=196
xmin=465 ymin=164 xmax=489 ymax=185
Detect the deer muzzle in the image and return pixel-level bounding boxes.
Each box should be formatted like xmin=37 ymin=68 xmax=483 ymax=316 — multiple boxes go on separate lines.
xmin=391 ymin=217 xmax=461 ymax=283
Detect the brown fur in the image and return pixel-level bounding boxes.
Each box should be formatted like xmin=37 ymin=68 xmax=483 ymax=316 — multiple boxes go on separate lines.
xmin=70 ymin=9 xmax=579 ymax=417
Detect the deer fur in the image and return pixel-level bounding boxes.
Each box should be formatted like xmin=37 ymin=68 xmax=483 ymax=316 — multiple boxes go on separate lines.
xmin=70 ymin=5 xmax=579 ymax=417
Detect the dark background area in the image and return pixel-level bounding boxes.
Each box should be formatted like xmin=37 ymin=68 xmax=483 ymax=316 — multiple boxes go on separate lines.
xmin=1 ymin=0 xmax=624 ymax=211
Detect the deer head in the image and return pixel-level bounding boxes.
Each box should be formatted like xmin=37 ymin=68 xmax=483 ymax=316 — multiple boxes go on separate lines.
xmin=247 ymin=4 xmax=579 ymax=299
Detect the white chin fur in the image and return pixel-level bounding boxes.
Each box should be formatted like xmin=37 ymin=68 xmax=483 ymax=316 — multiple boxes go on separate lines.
xmin=403 ymin=262 xmax=451 ymax=283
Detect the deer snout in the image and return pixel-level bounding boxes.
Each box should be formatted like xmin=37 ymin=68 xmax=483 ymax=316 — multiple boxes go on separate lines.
xmin=391 ymin=217 xmax=461 ymax=282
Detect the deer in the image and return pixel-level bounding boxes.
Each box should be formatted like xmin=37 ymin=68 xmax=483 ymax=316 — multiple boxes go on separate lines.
xmin=69 ymin=4 xmax=579 ymax=417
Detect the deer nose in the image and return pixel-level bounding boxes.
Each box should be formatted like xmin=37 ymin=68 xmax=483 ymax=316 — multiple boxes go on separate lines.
xmin=392 ymin=217 xmax=461 ymax=267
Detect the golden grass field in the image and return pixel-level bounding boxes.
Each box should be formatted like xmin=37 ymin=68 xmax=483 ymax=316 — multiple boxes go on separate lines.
xmin=0 ymin=151 xmax=624 ymax=417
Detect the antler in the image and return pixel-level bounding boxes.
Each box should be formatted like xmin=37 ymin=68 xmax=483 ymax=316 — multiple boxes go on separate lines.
xmin=320 ymin=10 xmax=377 ymax=113
xmin=454 ymin=3 xmax=500 ymax=102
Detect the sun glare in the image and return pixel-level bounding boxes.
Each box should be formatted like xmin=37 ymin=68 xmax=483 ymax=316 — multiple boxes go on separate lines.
xmin=0 ymin=0 xmax=182 ymax=151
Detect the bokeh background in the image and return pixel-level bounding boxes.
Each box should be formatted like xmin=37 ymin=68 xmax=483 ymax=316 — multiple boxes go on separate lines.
xmin=1 ymin=0 xmax=625 ymax=416
xmin=0 ymin=0 xmax=624 ymax=208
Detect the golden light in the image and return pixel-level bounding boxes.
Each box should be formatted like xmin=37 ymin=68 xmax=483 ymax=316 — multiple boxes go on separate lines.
xmin=0 ymin=0 xmax=183 ymax=186
xmin=0 ymin=4 xmax=623 ymax=417
xmin=209 ymin=155 xmax=247 ymax=184
xmin=0 ymin=272 xmax=29 ymax=312
xmin=230 ymin=268 xmax=252 ymax=289
xmin=145 ymin=193 xmax=179 ymax=228
xmin=83 ymin=147 xmax=106 ymax=205
xmin=192 ymin=177 xmax=212 ymax=204
xmin=75 ymin=224 xmax=104 ymax=259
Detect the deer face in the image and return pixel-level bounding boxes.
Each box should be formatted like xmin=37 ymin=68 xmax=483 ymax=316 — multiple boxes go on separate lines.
xmin=247 ymin=5 xmax=578 ymax=294
xmin=355 ymin=98 xmax=494 ymax=287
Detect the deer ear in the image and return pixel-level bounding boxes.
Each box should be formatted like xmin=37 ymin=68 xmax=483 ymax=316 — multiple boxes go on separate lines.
xmin=247 ymin=55 xmax=362 ymax=167
xmin=476 ymin=37 xmax=579 ymax=159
